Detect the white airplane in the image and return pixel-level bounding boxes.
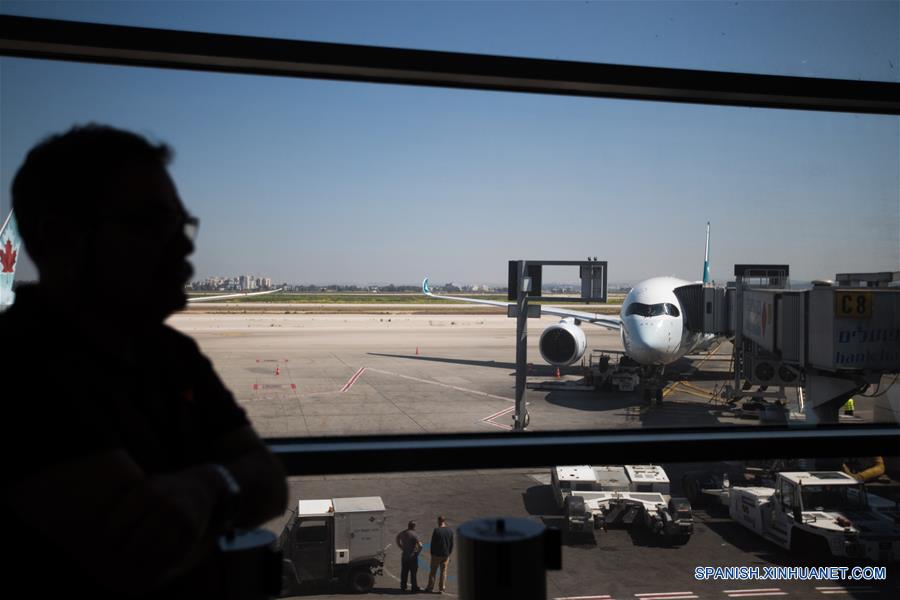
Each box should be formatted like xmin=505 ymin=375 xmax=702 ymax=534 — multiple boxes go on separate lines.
xmin=423 ymin=223 xmax=716 ymax=402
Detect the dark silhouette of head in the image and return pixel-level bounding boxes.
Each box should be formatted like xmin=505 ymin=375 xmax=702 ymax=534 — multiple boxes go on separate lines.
xmin=12 ymin=124 xmax=194 ymax=323
xmin=407 ymin=520 xmax=416 ymax=530
xmin=437 ymin=516 xmax=446 ymax=526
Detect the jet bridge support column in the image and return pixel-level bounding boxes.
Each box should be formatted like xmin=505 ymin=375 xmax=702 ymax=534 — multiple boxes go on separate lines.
xmin=805 ymin=373 xmax=862 ymax=424
xmin=514 ymin=261 xmax=529 ymax=432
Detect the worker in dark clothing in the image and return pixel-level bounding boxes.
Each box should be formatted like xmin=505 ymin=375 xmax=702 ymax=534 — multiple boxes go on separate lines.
xmin=1 ymin=125 xmax=287 ymax=599
xmin=424 ymin=516 xmax=454 ymax=594
xmin=395 ymin=520 xmax=422 ymax=592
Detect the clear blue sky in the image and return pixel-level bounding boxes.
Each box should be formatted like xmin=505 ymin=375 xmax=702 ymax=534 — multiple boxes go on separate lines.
xmin=2 ymin=1 xmax=898 ymax=285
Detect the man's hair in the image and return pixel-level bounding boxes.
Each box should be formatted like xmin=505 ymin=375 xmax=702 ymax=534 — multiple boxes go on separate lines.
xmin=408 ymin=520 xmax=416 ymax=529
xmin=11 ymin=124 xmax=173 ymax=261
xmin=437 ymin=516 xmax=446 ymax=525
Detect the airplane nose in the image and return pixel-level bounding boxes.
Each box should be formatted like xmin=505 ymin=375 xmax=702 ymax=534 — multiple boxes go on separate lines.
xmin=624 ymin=317 xmax=671 ymax=364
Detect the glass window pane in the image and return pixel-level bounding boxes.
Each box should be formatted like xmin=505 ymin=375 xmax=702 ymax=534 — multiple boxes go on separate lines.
xmin=2 ymin=58 xmax=897 ymax=439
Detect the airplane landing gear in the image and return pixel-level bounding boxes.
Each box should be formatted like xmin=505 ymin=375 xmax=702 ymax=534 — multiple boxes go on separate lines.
xmin=641 ymin=388 xmax=664 ymax=404
xmin=640 ymin=366 xmax=666 ymax=406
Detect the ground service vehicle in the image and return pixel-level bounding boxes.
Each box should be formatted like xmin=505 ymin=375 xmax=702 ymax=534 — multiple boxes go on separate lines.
xmin=701 ymin=471 xmax=900 ymax=563
xmin=278 ymin=497 xmax=386 ymax=595
xmin=551 ymin=465 xmax=693 ymax=545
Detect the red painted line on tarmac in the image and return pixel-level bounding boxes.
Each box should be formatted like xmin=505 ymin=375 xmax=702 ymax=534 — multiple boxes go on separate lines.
xmin=481 ymin=405 xmax=515 ymax=430
xmin=340 ymin=367 xmax=366 ymax=392
xmin=482 ymin=405 xmax=516 ymax=421
xmin=482 ymin=419 xmax=513 ymax=431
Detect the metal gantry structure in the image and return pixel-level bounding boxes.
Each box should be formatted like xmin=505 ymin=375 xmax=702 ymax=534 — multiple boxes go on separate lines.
xmin=508 ymin=260 xmax=607 ymax=431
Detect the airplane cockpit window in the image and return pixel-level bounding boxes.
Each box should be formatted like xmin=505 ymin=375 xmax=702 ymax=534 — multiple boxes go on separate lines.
xmin=625 ymin=303 xmax=680 ymax=318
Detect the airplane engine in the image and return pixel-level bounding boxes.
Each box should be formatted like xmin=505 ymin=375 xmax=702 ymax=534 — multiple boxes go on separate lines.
xmin=539 ymin=319 xmax=587 ymax=366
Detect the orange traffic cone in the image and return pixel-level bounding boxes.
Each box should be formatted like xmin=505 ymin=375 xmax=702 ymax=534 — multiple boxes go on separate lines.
xmin=555 ymin=367 xmax=561 ymax=379
xmin=275 ymin=366 xmax=281 ymax=376
xmin=416 ymin=346 xmax=420 ymax=355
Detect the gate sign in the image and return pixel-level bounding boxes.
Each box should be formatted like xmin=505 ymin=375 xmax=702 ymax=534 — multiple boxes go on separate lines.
xmin=0 ymin=211 xmax=20 ymax=311
xmin=835 ymin=291 xmax=873 ymax=319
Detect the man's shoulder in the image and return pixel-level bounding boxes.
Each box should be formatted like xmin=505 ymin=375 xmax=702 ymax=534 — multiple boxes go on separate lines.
xmin=147 ymin=324 xmax=206 ymax=365
xmin=0 ymin=306 xmax=57 ymax=371
xmin=156 ymin=323 xmax=200 ymax=350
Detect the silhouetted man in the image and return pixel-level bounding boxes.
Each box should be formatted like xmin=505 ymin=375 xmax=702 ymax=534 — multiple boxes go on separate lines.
xmin=1 ymin=124 xmax=287 ymax=598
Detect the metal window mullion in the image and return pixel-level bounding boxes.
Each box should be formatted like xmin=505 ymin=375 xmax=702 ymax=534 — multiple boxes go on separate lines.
xmin=2 ymin=15 xmax=899 ymax=114
xmin=268 ymin=426 xmax=900 ymax=475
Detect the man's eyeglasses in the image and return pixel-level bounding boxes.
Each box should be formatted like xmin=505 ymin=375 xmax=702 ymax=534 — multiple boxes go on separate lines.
xmin=182 ymin=215 xmax=199 ymax=242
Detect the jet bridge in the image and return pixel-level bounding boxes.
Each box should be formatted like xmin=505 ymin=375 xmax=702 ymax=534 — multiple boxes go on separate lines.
xmin=676 ymin=268 xmax=900 ymax=423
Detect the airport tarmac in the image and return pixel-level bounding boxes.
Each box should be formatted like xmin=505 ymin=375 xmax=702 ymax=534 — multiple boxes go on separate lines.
xmin=166 ymin=311 xmax=896 ymax=599
xmin=167 ymin=312 xmax=796 ymax=439
xmin=269 ymin=468 xmax=898 ymax=600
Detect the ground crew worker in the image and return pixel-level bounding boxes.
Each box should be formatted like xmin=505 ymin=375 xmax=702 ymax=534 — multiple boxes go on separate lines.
xmin=424 ymin=516 xmax=454 ymax=594
xmin=843 ymin=397 xmax=855 ymax=415
xmin=395 ymin=520 xmax=422 ymax=593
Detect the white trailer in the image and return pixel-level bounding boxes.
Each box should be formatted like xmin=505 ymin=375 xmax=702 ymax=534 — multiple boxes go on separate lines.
xmin=709 ymin=471 xmax=900 ymax=563
xmin=278 ymin=496 xmax=387 ymax=595
xmin=551 ymin=465 xmax=693 ymax=544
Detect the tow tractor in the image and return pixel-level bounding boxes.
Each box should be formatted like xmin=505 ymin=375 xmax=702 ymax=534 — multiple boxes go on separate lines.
xmin=585 ymin=353 xmax=641 ymax=393
xmin=277 ymin=497 xmax=386 ymax=595
xmin=551 ymin=464 xmax=693 ymax=545
xmin=694 ymin=471 xmax=900 ymax=563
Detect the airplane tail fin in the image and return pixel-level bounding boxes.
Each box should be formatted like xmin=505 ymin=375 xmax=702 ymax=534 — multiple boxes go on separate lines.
xmin=702 ymin=221 xmax=710 ymax=285
xmin=0 ymin=210 xmax=21 ymax=311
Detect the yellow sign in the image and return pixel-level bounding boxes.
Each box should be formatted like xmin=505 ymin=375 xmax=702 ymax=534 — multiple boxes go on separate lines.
xmin=835 ymin=292 xmax=873 ymax=319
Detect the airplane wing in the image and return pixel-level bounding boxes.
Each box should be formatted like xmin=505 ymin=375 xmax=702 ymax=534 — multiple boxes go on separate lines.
xmin=187 ymin=288 xmax=283 ymax=302
xmin=422 ymin=277 xmax=621 ymax=331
